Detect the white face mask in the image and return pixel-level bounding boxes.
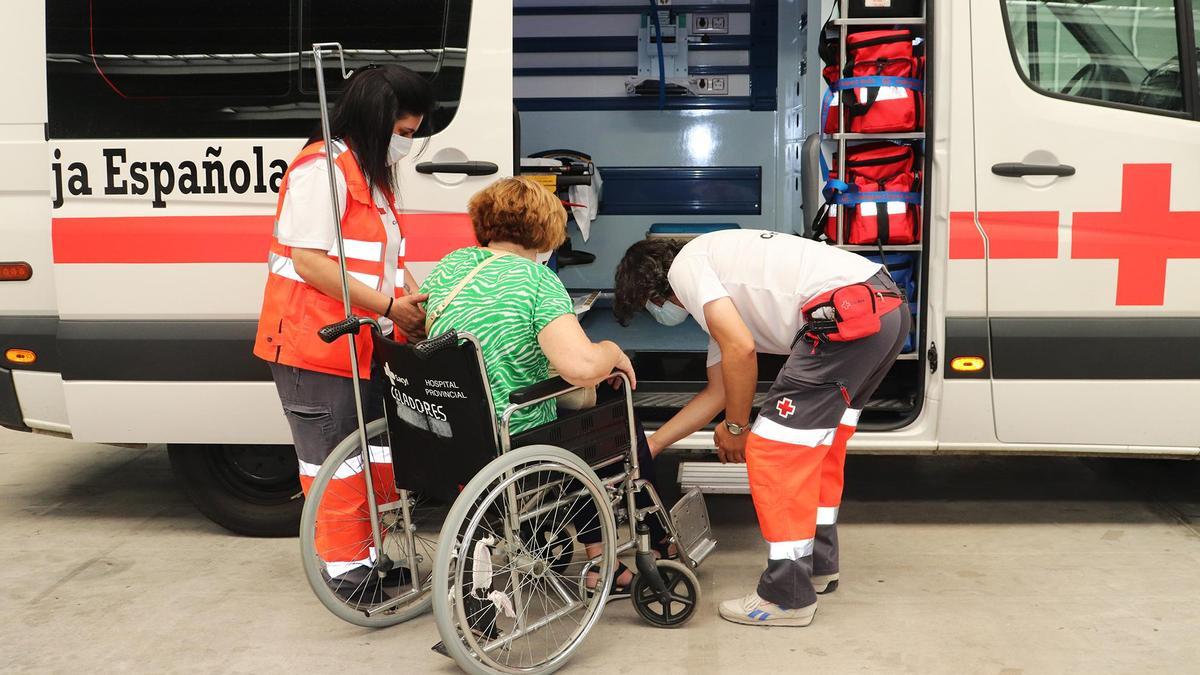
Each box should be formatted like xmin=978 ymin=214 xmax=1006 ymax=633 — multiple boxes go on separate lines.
xmin=535 ymin=250 xmax=553 ymax=265
xmin=387 ymin=134 xmax=413 ymax=166
xmin=645 ymin=299 xmax=689 ymax=326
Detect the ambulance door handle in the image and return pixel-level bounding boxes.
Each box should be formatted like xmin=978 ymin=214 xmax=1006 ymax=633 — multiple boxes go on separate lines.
xmin=415 ymin=161 xmax=499 ymax=176
xmin=991 ymin=162 xmax=1075 ymax=178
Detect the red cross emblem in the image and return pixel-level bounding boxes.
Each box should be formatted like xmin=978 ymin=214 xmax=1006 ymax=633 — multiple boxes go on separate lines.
xmin=776 ymin=398 xmax=796 ymax=418
xmin=1073 ymin=164 xmax=1200 ymax=305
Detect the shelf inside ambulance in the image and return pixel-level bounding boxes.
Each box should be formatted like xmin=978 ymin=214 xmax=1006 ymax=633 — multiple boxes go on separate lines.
xmin=577 ymin=294 xmax=919 ymax=426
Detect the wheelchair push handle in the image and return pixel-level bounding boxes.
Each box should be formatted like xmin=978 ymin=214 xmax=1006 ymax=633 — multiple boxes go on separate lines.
xmin=317 ymin=316 xmax=378 ymax=343
xmin=414 ymin=330 xmax=461 ymax=358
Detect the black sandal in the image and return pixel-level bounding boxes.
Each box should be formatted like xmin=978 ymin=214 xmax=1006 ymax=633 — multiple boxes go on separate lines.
xmin=587 ymin=561 xmax=636 ymax=601
xmin=653 ymin=538 xmax=679 ymax=560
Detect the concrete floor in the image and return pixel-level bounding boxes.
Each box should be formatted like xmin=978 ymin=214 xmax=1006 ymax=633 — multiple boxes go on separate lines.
xmin=2 ymin=429 xmax=1199 ymax=674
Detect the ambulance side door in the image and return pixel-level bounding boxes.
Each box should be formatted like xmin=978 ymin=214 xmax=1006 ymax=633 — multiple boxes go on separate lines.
xmin=971 ymin=0 xmax=1200 ymax=449
xmin=310 ymin=0 xmax=513 ymax=286
xmin=47 ymin=0 xmax=513 ymax=444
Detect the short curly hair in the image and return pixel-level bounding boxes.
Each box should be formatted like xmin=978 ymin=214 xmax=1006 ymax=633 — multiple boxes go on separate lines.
xmin=613 ymin=238 xmax=686 ymax=325
xmin=468 ymin=177 xmax=567 ymax=251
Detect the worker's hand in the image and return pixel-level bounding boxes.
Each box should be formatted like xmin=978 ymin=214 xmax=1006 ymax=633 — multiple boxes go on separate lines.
xmin=714 ymin=422 xmax=748 ymax=464
xmin=389 ymin=293 xmax=429 ymax=341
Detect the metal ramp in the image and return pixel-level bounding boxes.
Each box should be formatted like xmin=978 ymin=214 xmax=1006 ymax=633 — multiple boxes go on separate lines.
xmin=677 ymin=462 xmax=750 ymax=494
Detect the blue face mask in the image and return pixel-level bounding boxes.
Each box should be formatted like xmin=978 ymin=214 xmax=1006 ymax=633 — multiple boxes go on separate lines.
xmin=645 ymin=299 xmax=689 ymax=326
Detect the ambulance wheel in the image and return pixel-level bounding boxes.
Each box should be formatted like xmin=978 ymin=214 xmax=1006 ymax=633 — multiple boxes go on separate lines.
xmin=168 ymin=443 xmax=302 ymax=537
xmin=631 ymin=559 xmax=700 ymax=628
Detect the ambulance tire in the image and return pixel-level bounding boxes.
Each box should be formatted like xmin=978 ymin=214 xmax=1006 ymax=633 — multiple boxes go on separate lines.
xmin=168 ymin=444 xmax=303 ymax=537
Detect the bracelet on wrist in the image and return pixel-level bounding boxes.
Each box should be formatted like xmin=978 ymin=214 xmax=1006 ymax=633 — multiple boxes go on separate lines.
xmin=383 ymin=296 xmax=394 ymax=317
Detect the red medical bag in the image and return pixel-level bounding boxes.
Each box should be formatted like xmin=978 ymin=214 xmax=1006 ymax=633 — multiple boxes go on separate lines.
xmin=822 ymin=30 xmax=924 ymax=134
xmin=801 ymin=282 xmax=905 ymax=345
xmin=821 ymin=142 xmax=921 ymax=245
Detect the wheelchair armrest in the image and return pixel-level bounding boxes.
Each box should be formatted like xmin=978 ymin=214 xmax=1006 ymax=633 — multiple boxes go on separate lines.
xmin=508 ymin=376 xmax=573 ymax=405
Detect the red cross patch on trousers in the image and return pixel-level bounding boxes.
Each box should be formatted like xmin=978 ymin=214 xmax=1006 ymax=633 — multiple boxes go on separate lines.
xmin=777 ymin=398 xmax=796 ymax=419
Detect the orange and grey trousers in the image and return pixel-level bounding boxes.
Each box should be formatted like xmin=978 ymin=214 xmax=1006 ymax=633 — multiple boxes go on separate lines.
xmin=270 ymin=363 xmax=397 ymax=579
xmin=747 ymin=270 xmax=910 ymax=609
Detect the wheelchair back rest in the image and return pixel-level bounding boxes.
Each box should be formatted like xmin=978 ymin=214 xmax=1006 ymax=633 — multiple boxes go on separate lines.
xmin=371 ymin=330 xmax=499 ymax=501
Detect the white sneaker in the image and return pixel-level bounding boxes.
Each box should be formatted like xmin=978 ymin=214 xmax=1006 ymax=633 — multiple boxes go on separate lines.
xmin=814 ymin=572 xmax=839 ymax=594
xmin=718 ymin=592 xmax=817 ymax=627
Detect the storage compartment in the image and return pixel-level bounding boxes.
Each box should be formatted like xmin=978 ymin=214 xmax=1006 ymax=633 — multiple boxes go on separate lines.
xmin=513 ymin=0 xmax=929 ymax=432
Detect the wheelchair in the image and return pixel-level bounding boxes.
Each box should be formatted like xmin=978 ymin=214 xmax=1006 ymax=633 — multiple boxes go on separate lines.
xmin=299 ymin=318 xmax=717 ymax=674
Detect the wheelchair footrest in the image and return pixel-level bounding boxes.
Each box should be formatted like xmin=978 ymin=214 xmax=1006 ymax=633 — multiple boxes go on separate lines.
xmin=670 ymin=487 xmax=716 ymax=566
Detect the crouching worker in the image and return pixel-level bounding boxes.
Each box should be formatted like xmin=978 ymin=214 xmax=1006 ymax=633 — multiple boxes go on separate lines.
xmin=614 ymin=229 xmax=910 ymax=626
xmin=420 ymin=176 xmax=654 ymax=596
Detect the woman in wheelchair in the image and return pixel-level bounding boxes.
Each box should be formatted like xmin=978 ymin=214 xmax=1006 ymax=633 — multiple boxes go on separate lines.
xmin=419 ymin=176 xmax=661 ymax=595
xmin=301 ymin=175 xmax=709 ymax=671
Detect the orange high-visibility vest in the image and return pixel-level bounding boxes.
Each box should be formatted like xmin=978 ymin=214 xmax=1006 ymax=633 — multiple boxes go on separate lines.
xmin=253 ymin=141 xmax=406 ymax=379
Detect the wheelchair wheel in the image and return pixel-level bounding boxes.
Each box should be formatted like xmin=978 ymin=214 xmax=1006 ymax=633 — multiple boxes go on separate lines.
xmin=433 ymin=445 xmax=617 ymax=675
xmin=299 ymin=418 xmax=446 ymax=627
xmin=630 ymin=559 xmax=701 ymax=628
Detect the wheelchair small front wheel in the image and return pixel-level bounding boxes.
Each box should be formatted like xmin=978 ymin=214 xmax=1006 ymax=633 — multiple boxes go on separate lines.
xmin=299 ymin=418 xmax=446 ymax=628
xmin=433 ymin=444 xmax=617 ymax=675
xmin=631 ymin=559 xmax=701 ymax=628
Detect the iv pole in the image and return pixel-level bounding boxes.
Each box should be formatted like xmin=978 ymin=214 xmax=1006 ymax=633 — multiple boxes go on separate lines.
xmin=310 ymin=43 xmax=387 ymax=567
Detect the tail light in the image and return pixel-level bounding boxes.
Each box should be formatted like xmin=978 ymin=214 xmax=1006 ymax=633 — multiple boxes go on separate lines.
xmin=0 ymin=262 xmax=32 ymax=281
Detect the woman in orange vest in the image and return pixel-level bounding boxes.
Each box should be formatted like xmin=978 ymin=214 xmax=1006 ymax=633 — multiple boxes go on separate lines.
xmin=253 ymin=65 xmax=431 ymax=605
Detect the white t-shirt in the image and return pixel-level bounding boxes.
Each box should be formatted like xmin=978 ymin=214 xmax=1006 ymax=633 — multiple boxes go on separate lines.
xmin=667 ymin=230 xmax=883 ymax=366
xmin=276 ymin=155 xmax=403 ymax=334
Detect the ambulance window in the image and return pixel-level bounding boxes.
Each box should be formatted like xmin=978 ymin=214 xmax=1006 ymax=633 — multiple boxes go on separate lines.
xmin=47 ymin=0 xmax=296 ymax=138
xmin=46 ymin=0 xmax=472 ymax=138
xmin=1195 ymin=6 xmax=1200 ymax=101
xmin=1002 ymin=0 xmax=1186 ymax=114
xmin=302 ymin=0 xmax=472 ymax=136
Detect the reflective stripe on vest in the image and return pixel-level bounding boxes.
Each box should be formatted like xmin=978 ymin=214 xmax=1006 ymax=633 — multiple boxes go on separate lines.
xmin=268 ymin=250 xmax=381 ymax=290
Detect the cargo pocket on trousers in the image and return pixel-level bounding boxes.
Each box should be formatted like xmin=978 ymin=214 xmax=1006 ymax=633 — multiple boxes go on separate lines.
xmin=282 ymin=402 xmax=339 ymax=467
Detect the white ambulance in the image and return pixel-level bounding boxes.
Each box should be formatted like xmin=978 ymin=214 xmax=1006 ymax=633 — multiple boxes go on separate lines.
xmin=2 ymin=0 xmax=1197 ymax=535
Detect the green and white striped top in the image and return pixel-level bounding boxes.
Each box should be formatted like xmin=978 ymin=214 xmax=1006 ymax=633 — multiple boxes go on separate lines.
xmin=419 ymin=247 xmax=574 ymax=435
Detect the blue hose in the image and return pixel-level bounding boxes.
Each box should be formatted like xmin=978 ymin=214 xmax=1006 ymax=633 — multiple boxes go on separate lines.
xmin=648 ymin=1 xmax=666 ymax=110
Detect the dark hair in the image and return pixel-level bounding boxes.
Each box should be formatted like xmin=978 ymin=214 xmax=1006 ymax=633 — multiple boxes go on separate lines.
xmin=307 ymin=64 xmax=434 ymax=196
xmin=613 ymin=238 xmax=686 ymax=325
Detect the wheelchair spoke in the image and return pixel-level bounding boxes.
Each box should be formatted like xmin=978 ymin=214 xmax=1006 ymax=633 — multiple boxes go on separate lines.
xmin=542 ymin=567 xmax=577 ymax=606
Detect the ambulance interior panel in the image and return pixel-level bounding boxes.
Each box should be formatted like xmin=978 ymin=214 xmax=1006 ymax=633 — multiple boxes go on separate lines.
xmin=513 ymin=0 xmax=930 ymax=431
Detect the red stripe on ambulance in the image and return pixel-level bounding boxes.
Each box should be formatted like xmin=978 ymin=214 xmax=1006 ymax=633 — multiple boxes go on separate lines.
xmin=51 ymin=213 xmax=474 ymax=264
xmin=948 ymin=211 xmax=1058 ymax=260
